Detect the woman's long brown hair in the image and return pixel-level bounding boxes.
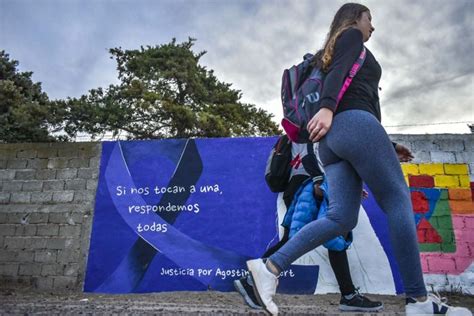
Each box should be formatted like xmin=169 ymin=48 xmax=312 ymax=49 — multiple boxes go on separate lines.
xmin=314 ymin=3 xmax=369 ymax=72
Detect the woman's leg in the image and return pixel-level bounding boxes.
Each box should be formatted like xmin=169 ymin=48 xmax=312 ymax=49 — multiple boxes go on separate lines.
xmin=268 ymin=158 xmax=363 ymax=272
xmin=248 ymin=156 xmax=362 ymax=315
xmin=319 ymin=110 xmax=426 ymax=297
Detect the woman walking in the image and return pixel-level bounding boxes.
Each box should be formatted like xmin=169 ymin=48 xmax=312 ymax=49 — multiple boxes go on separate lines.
xmin=246 ymin=3 xmax=472 ymax=316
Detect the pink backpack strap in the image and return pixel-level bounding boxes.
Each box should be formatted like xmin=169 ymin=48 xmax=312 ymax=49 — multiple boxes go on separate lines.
xmin=335 ymin=47 xmax=367 ymax=110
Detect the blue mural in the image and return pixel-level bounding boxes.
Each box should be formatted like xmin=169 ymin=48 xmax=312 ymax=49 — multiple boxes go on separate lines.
xmin=84 ymin=137 xmax=318 ymax=293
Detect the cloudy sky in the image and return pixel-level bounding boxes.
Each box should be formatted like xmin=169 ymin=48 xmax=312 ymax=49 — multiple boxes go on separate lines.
xmin=1 ymin=0 xmax=473 ymax=134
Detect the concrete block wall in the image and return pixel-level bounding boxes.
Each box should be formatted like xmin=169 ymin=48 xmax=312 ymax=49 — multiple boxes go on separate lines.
xmin=0 ymin=143 xmax=100 ymax=291
xmin=390 ymin=134 xmax=474 ymax=175
xmin=0 ymin=134 xmax=472 ymax=292
xmin=369 ymin=134 xmax=474 ymax=293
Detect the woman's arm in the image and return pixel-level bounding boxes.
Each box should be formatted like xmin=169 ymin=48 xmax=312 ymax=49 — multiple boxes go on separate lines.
xmin=308 ymin=28 xmax=364 ymax=142
xmin=320 ymin=28 xmax=364 ymax=112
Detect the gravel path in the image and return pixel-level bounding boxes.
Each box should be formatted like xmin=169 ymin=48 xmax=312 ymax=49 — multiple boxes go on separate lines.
xmin=1 ymin=288 xmax=473 ymax=315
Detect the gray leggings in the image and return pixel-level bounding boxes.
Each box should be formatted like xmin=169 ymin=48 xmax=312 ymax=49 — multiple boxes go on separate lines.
xmin=269 ymin=110 xmax=427 ymax=297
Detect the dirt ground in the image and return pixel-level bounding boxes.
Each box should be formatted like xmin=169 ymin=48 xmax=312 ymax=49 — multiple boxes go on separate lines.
xmin=0 ymin=288 xmax=473 ymax=315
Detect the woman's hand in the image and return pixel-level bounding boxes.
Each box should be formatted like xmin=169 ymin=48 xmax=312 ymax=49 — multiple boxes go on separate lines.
xmin=308 ymin=108 xmax=334 ymax=142
xmin=395 ymin=144 xmax=414 ymax=162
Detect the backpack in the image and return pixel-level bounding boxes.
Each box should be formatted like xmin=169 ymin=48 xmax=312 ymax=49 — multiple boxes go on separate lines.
xmin=264 ymin=135 xmax=292 ymax=192
xmin=281 ymin=48 xmax=367 ymax=143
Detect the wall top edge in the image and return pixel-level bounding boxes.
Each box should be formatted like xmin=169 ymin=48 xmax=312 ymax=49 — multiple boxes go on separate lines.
xmin=0 ymin=134 xmax=473 ymax=148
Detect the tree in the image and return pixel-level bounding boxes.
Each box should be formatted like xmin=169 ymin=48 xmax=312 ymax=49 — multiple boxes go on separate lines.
xmin=0 ymin=51 xmax=61 ymax=143
xmin=62 ymin=38 xmax=280 ymax=139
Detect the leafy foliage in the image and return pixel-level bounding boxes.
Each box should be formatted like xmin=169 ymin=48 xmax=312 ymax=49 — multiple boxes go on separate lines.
xmin=0 ymin=51 xmax=61 ymax=143
xmin=62 ymin=38 xmax=280 ymax=139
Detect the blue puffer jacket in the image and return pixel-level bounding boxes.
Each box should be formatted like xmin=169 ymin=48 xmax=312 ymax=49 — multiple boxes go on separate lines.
xmin=282 ymin=178 xmax=353 ymax=251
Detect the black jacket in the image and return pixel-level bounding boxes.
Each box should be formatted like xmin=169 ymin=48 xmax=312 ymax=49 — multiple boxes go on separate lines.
xmin=320 ymin=28 xmax=382 ymax=121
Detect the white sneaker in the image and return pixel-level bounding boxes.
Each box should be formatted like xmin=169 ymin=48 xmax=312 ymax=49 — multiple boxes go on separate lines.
xmin=406 ymin=293 xmax=472 ymax=315
xmin=246 ymin=259 xmax=279 ymax=315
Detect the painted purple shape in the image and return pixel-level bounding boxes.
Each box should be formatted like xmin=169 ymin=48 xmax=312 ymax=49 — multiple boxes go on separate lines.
xmin=362 ymin=185 xmax=404 ymax=294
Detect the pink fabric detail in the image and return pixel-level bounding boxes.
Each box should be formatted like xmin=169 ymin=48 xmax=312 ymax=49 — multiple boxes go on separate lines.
xmin=290 ymin=154 xmax=302 ymax=169
xmin=336 ymin=79 xmax=353 ymax=107
xmin=281 ymin=118 xmax=300 ymax=142
xmin=349 ymin=64 xmax=361 ymax=77
xmin=335 ymin=48 xmax=366 ymax=110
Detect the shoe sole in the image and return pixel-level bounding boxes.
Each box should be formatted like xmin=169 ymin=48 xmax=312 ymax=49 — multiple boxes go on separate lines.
xmin=246 ymin=260 xmax=275 ymax=316
xmin=233 ymin=279 xmax=262 ymax=310
xmin=339 ymin=303 xmax=384 ymax=312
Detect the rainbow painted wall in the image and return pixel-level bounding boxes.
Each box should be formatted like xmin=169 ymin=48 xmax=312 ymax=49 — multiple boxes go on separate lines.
xmin=401 ymin=163 xmax=473 ymax=290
